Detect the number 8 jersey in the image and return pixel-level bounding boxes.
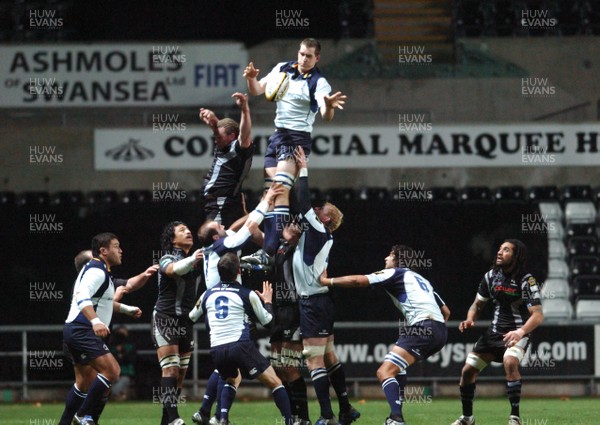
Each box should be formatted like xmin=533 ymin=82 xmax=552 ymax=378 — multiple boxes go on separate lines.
xmin=367 ymin=268 xmax=444 ymax=325
xmin=189 ymin=282 xmax=273 ymax=347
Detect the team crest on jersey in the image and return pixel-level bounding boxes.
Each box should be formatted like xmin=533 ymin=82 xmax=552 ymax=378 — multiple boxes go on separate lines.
xmin=528 ymin=276 xmax=537 ymax=286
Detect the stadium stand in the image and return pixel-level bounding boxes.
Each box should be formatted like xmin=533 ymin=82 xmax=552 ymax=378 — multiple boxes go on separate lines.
xmin=575 ymin=299 xmax=600 ymax=321
xmin=541 ymin=278 xmax=570 ymax=300
xmin=542 ymin=298 xmax=573 ymax=320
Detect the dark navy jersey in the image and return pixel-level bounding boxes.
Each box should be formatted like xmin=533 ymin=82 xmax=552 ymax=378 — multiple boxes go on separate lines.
xmin=477 ymin=269 xmax=542 ymax=333
xmin=202 ymin=139 xmax=254 ymax=198
xmin=154 ymin=248 xmax=201 ymax=317
xmin=272 ymin=239 xmax=298 ymax=306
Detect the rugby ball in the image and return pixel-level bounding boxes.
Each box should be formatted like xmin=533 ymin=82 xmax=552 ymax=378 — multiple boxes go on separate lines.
xmin=265 ymin=72 xmax=290 ymax=102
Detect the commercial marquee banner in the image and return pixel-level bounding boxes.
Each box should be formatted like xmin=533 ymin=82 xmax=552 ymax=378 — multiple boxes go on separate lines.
xmin=0 ymin=43 xmax=247 ymax=107
xmin=95 ymin=124 xmax=600 ymax=169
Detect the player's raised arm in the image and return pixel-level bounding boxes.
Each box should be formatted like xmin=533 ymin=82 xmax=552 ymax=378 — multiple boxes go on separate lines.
xmin=294 ymin=147 xmax=312 ymax=214
xmin=189 ymin=291 xmax=207 ymax=322
xmin=161 ymin=249 xmax=203 ymax=277
xmin=232 ymin=92 xmax=252 ymax=148
xmin=250 ymin=281 xmax=273 ymax=326
xmin=244 ymin=62 xmax=266 ymax=96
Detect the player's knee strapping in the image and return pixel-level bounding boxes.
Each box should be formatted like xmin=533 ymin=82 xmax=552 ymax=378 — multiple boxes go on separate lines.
xmin=179 ymin=355 xmax=191 ymax=369
xmin=302 ymin=345 xmax=326 ymax=359
xmin=466 ymin=353 xmax=488 ymax=371
xmin=384 ymin=352 xmax=409 ymax=372
xmin=504 ymin=346 xmax=525 ymax=362
xmin=324 ymin=339 xmax=335 ymax=354
xmin=263 ymin=177 xmax=274 ymax=191
xmin=274 ymin=172 xmax=295 ymax=190
xmin=160 ymin=353 xmax=181 ymax=369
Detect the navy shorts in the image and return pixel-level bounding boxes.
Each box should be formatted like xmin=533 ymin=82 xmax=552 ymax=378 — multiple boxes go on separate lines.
xmin=270 ymin=304 xmax=301 ymax=343
xmin=395 ymin=320 xmax=447 ymax=360
xmin=151 ymin=311 xmax=195 ymax=352
xmin=299 ymin=293 xmax=335 ymax=338
xmin=264 ymin=128 xmax=312 ymax=168
xmin=63 ymin=322 xmax=111 ymax=365
xmin=211 ymin=340 xmax=271 ymax=380
xmin=473 ymin=328 xmax=530 ymax=363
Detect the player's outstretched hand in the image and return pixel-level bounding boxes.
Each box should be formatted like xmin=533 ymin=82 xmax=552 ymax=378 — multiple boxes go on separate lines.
xmin=232 ymin=92 xmax=249 ymax=110
xmin=294 ymin=146 xmax=308 ymax=169
xmin=458 ymin=319 xmax=475 ymax=333
xmin=324 ymin=91 xmax=347 ymax=110
xmin=199 ymin=108 xmax=218 ymax=128
xmin=144 ymin=264 xmax=159 ymax=277
xmin=131 ymin=307 xmax=142 ymax=319
xmin=265 ymin=183 xmax=285 ymax=204
xmin=256 ymin=280 xmax=273 ymax=304
xmin=243 ymin=62 xmax=260 ymax=80
xmin=192 ymin=249 xmax=203 ymax=266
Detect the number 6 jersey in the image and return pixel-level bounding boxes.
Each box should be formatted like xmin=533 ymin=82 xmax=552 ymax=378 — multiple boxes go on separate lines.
xmin=189 ymin=282 xmax=273 ymax=347
xmin=366 ymin=268 xmax=444 ymax=325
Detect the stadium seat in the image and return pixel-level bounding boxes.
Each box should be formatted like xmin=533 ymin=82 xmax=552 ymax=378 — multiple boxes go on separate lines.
xmin=528 ymin=185 xmax=559 ymax=202
xmin=562 ymin=184 xmax=593 ymax=201
xmin=572 ymin=275 xmax=600 ymax=301
xmin=325 ymin=188 xmax=356 ymax=202
xmin=538 ymin=202 xmax=563 ymax=222
xmin=540 ymin=278 xmax=570 ymax=300
xmin=0 ymin=191 xmax=16 ymax=205
xmin=51 ymin=191 xmax=84 ymax=206
xmin=567 ymin=236 xmax=597 ymax=258
xmin=570 ymin=255 xmax=600 ymax=278
xmin=547 ymin=259 xmax=569 ymax=279
xmin=459 ymin=186 xmax=492 ymax=203
xmin=86 ymin=191 xmax=118 ymax=205
xmin=119 ymin=190 xmax=153 ymax=204
xmin=546 ymin=220 xmax=565 ymax=241
xmin=575 ymin=299 xmax=600 ymax=321
xmin=359 ymin=187 xmax=389 ymax=201
xmin=565 ymin=202 xmax=596 ymax=224
xmin=494 ymin=185 xmax=525 ymax=203
xmin=548 ymin=240 xmax=567 ymax=260
xmin=566 ymin=223 xmax=596 ymax=238
xmin=429 ymin=187 xmax=458 ymax=203
xmin=542 ymin=299 xmax=573 ymax=320
xmin=17 ymin=191 xmax=50 ymax=206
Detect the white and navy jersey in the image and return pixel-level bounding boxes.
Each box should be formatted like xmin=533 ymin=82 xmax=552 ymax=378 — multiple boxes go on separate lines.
xmin=477 ymin=269 xmax=542 ymax=333
xmin=155 ymin=248 xmax=202 ymax=317
xmin=203 ymin=139 xmax=254 ymax=198
xmin=293 ymin=209 xmax=333 ymax=297
xmin=261 ymin=61 xmax=331 ymax=133
xmin=195 ymin=282 xmax=272 ymax=347
xmin=65 ymin=258 xmax=115 ymax=327
xmin=202 ymin=228 xmax=251 ymax=289
xmin=366 ymin=268 xmax=444 ymax=325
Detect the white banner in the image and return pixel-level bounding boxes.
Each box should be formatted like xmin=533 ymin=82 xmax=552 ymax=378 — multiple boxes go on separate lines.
xmin=0 ymin=43 xmax=247 ymax=107
xmin=94 ymin=124 xmax=600 ymax=170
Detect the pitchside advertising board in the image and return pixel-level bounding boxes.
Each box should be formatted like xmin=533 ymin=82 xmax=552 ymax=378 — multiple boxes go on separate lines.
xmin=94 ymin=124 xmax=600 ymax=169
xmin=0 ymin=43 xmax=247 ymax=107
xmin=252 ymin=324 xmax=599 ymax=378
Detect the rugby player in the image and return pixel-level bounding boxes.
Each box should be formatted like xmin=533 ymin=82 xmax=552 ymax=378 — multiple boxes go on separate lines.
xmin=189 ymin=253 xmax=294 ymax=425
xmin=451 ymin=240 xmax=544 ymax=425
xmin=153 ymin=222 xmax=203 ymax=425
xmin=320 ymin=245 xmax=449 ymax=425
xmin=243 ymin=38 xmax=346 ymax=263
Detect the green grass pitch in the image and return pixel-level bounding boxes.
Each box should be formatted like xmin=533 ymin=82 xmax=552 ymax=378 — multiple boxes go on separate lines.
xmin=2 ymin=397 xmax=597 ymax=424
